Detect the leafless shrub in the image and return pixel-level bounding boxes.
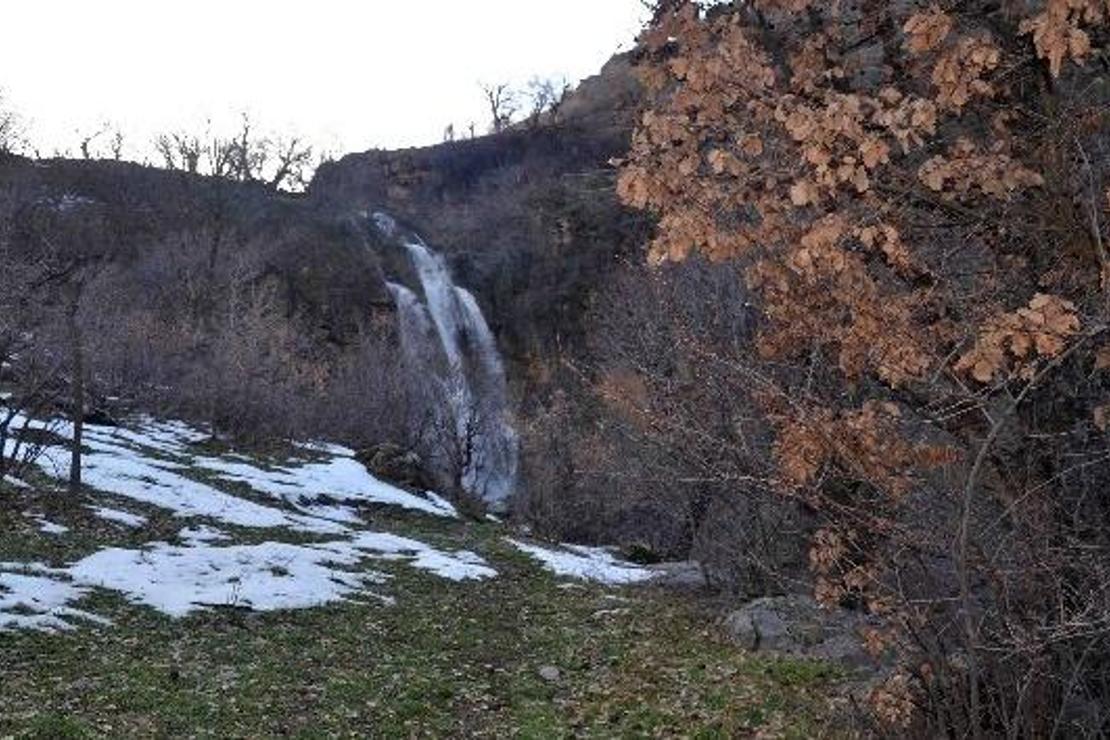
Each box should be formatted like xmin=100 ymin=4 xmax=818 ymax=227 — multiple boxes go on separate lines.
xmin=481 ymin=83 xmax=518 ymax=134
xmin=520 ymin=258 xmax=814 ymax=585
xmin=0 ymin=201 xmax=67 ymax=486
xmin=153 ymin=114 xmax=314 ymax=192
xmin=0 ymin=91 xmax=26 ymax=156
xmin=524 ymin=77 xmax=571 ymax=128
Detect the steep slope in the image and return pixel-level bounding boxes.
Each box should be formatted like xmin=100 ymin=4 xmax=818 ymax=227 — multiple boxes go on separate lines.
xmin=0 ymin=154 xmax=393 ymax=332
xmin=1 ymin=52 xmax=652 ymax=516
xmin=310 ymin=54 xmax=650 ymax=364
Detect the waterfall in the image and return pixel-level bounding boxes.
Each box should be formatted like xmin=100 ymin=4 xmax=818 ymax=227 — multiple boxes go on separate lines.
xmin=386 ymin=282 xmax=440 ymax=374
xmin=385 ymin=234 xmax=518 ymax=509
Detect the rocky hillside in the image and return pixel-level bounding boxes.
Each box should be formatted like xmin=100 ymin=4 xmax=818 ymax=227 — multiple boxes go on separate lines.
xmin=3 ymin=52 xmax=647 ymax=370
xmin=310 ymin=54 xmax=649 ymax=363
xmin=0 ymin=153 xmax=393 ymax=334
xmin=0 ymin=51 xmax=653 ymax=508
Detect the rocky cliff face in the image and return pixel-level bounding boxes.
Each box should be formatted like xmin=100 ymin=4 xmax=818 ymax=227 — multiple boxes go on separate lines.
xmin=310 ymin=54 xmax=648 ymax=362
xmin=311 ymin=54 xmax=641 ymax=242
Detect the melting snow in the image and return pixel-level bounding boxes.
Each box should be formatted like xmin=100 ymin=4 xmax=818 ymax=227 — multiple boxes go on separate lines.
xmin=0 ymin=570 xmax=108 ymax=632
xmin=198 ymin=454 xmax=458 ymax=520
xmin=2 ymin=475 xmax=30 ymax=490
xmin=178 ymin=525 xmax=231 ymax=545
xmin=0 ymin=412 xmax=493 ymax=633
xmin=35 ymin=519 xmax=70 ymax=536
xmin=88 ymin=506 xmax=148 ymax=528
xmin=19 ymin=414 xmax=455 ymax=527
xmin=67 ymin=541 xmax=391 ymax=618
xmin=346 ymin=532 xmax=498 ymax=582
xmin=35 ymin=434 xmax=348 ymax=535
xmin=507 ymin=540 xmax=655 ymax=585
xmin=0 ymin=533 xmax=495 ymax=629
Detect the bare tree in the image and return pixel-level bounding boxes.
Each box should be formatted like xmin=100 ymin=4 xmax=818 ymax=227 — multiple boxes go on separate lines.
xmin=21 ymin=198 xmax=112 ymax=497
xmin=76 ymin=125 xmax=109 ymax=160
xmin=0 ymin=89 xmax=24 ymax=155
xmin=154 ymin=131 xmax=204 ymax=173
xmin=525 ymin=77 xmax=570 ymax=127
xmin=152 ymin=116 xmax=317 ymax=191
xmin=267 ymin=135 xmax=314 ymax=191
xmin=227 ymin=113 xmax=267 ymax=184
xmin=108 ymin=128 xmax=125 ymax=160
xmin=0 ymin=238 xmax=65 ymax=488
xmin=63 ymin=277 xmax=86 ymax=492
xmin=481 ymin=83 xmax=517 ymax=134
xmin=206 ymin=135 xmax=236 ymax=179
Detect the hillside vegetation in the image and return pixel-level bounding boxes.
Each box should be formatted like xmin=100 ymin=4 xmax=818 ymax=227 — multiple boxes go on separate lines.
xmin=0 ymin=420 xmax=840 ymax=738
xmin=4 ymin=1 xmax=1110 ymax=735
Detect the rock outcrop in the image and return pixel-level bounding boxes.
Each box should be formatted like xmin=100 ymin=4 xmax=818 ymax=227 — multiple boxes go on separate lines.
xmin=310 ymin=55 xmax=648 ymax=362
xmin=723 ymin=595 xmax=885 ymax=671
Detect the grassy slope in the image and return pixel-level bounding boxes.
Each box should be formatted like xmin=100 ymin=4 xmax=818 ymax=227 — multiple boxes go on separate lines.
xmin=0 ymin=478 xmax=843 ymax=739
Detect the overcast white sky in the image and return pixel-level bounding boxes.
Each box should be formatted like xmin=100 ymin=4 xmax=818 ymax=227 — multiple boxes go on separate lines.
xmin=1 ymin=0 xmax=648 ymax=160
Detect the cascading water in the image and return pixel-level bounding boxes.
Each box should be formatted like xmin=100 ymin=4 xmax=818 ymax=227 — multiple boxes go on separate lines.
xmin=382 ymin=224 xmax=518 ymax=509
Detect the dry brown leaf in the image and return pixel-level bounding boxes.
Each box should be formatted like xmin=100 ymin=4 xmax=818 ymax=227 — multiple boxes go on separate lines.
xmin=904 ymin=6 xmax=954 ymax=53
xmin=1096 ymin=345 xmax=1110 ymax=371
xmin=1095 ymin=405 xmax=1110 ymax=432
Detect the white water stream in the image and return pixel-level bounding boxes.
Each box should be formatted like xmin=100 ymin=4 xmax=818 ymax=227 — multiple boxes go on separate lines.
xmin=385 ymin=232 xmax=518 ymax=509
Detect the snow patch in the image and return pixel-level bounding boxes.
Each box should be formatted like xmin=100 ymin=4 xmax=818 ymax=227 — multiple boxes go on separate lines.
xmin=0 ymin=570 xmax=108 ymax=632
xmin=0 ymin=532 xmax=496 ymax=629
xmin=34 ymin=434 xmax=348 ymax=535
xmin=21 ymin=413 xmax=455 ymax=526
xmin=2 ymin=475 xmax=30 ymax=490
xmin=347 ymin=532 xmax=497 ymax=582
xmin=0 ymin=410 xmax=495 ymax=632
xmin=35 ymin=519 xmax=70 ymax=536
xmin=88 ymin=506 xmax=147 ymax=529
xmin=198 ymin=454 xmax=458 ymax=520
xmin=67 ymin=541 xmax=391 ymax=618
xmin=178 ymin=525 xmax=230 ymax=545
xmin=507 ymin=539 xmax=655 ymax=585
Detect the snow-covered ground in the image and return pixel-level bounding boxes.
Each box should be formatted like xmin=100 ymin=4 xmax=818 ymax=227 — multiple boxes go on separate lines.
xmin=507 ymin=539 xmax=656 ymax=585
xmin=198 ymin=452 xmax=458 ymax=520
xmin=0 ymin=568 xmax=108 ymax=632
xmin=0 ymin=415 xmax=659 ymax=633
xmin=0 ymin=416 xmax=491 ymax=632
xmin=24 ymin=417 xmax=458 ymax=533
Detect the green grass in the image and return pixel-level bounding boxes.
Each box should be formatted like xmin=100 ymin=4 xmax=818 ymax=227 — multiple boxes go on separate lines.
xmin=0 ymin=481 xmax=843 ymax=738
xmin=0 ymin=553 xmax=840 ymax=736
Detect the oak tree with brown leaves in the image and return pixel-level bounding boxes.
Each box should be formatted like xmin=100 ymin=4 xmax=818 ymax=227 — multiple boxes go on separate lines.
xmin=619 ymin=1 xmax=1110 ymax=734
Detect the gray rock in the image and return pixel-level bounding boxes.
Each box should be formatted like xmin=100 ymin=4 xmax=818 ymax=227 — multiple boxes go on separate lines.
xmin=723 ymin=594 xmax=882 ymax=671
xmin=647 ymin=561 xmax=706 ymax=589
xmin=538 ymin=665 xmax=561 ymax=683
xmin=724 ymin=595 xmax=809 ymax=652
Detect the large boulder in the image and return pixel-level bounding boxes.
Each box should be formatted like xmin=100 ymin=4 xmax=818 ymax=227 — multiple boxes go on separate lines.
xmin=723 ymin=595 xmax=884 ymax=670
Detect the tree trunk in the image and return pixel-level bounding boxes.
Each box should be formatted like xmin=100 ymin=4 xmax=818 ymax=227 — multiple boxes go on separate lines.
xmin=67 ymin=289 xmax=84 ymax=494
